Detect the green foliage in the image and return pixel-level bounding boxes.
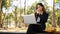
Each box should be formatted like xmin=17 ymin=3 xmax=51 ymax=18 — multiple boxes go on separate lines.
xmin=2 ymin=0 xmax=12 ymax=9
xmin=55 ymin=0 xmax=60 ymax=27
xmin=55 ymin=0 xmax=60 ymax=3
xmin=56 ymin=9 xmax=60 ymax=26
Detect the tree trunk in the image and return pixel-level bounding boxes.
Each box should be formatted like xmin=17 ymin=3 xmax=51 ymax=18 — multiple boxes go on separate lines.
xmin=0 ymin=0 xmax=2 ymax=28
xmin=52 ymin=0 xmax=56 ymax=32
xmin=14 ymin=7 xmax=17 ymax=28
xmin=24 ymin=0 xmax=26 ymax=15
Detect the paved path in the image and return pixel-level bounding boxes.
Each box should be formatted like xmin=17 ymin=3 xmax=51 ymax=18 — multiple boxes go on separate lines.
xmin=0 ymin=32 xmax=60 ymax=34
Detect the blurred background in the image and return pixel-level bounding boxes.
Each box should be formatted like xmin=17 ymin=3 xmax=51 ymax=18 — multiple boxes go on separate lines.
xmin=0 ymin=0 xmax=60 ymax=33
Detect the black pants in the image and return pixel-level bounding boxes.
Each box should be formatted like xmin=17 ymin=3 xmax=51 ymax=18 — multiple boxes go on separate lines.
xmin=26 ymin=24 xmax=46 ymax=34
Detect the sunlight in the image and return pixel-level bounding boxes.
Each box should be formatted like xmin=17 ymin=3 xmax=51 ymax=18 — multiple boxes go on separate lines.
xmin=2 ymin=0 xmax=53 ymax=14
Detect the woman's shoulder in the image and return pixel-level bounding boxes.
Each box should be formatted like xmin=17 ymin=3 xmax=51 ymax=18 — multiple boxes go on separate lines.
xmin=44 ymin=12 xmax=49 ymax=16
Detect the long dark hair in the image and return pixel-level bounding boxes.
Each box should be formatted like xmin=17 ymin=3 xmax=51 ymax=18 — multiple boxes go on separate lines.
xmin=36 ymin=3 xmax=46 ymax=12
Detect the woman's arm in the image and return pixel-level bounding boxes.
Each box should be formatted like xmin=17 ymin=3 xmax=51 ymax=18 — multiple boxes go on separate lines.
xmin=40 ymin=13 xmax=49 ymax=24
xmin=34 ymin=12 xmax=49 ymax=24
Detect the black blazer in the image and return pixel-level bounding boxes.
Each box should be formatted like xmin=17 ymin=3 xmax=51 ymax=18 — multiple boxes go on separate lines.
xmin=26 ymin=12 xmax=49 ymax=34
xmin=35 ymin=12 xmax=48 ymax=24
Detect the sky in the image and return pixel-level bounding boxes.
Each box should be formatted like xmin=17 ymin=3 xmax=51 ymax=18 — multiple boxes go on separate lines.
xmin=2 ymin=0 xmax=59 ymax=14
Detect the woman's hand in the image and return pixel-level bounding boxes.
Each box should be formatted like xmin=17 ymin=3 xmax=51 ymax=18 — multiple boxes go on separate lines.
xmin=37 ymin=9 xmax=40 ymax=12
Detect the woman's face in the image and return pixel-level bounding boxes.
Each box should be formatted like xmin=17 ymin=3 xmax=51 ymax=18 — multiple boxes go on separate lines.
xmin=37 ymin=5 xmax=43 ymax=12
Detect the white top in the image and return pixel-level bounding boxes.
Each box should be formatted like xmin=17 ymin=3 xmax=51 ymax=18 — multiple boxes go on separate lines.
xmin=36 ymin=10 xmax=40 ymax=22
xmin=37 ymin=16 xmax=40 ymax=22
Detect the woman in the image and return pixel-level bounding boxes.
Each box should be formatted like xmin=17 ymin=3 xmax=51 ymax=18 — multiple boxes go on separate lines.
xmin=26 ymin=3 xmax=49 ymax=34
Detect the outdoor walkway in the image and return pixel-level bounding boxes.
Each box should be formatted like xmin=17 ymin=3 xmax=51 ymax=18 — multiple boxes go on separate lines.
xmin=0 ymin=27 xmax=60 ymax=34
xmin=0 ymin=32 xmax=60 ymax=34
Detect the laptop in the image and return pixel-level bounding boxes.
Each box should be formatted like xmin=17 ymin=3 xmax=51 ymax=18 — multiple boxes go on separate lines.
xmin=23 ymin=14 xmax=37 ymax=24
